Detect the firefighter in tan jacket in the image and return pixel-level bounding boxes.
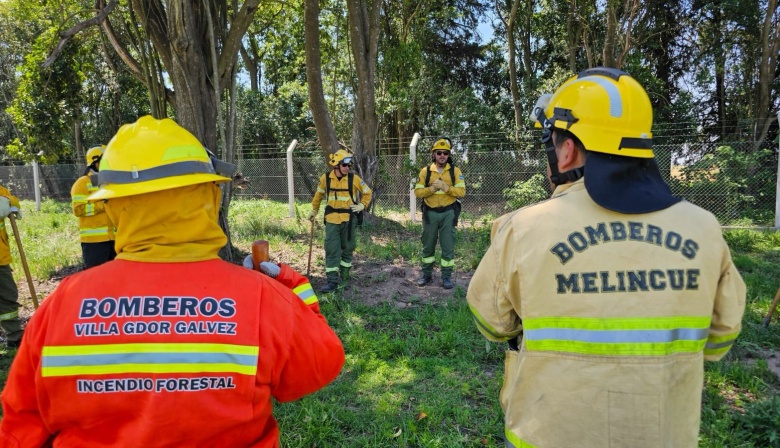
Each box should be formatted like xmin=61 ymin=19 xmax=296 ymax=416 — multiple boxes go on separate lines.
xmin=71 ymin=145 xmax=116 ymax=268
xmin=467 ymin=68 xmax=746 ymax=448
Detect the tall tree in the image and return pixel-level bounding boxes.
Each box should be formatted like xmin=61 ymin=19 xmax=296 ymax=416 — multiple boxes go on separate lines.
xmin=347 ymin=0 xmax=381 ymax=187
xmin=496 ymin=0 xmax=522 ymax=134
xmin=304 ymin=0 xmax=339 ymax=155
xmin=754 ymin=0 xmax=780 ymax=144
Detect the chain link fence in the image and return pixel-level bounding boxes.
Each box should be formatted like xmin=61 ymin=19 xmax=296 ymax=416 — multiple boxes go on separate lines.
xmin=1 ymin=136 xmax=777 ymax=227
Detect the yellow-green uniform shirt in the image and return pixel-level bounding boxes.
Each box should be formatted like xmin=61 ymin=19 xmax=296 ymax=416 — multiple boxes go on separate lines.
xmin=0 ymin=185 xmax=20 ymax=266
xmin=311 ymin=171 xmax=372 ymax=225
xmin=71 ymin=174 xmax=115 ymax=243
xmin=413 ymin=163 xmax=466 ymax=208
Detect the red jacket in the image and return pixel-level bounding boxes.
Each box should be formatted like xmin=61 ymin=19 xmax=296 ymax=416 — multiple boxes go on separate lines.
xmin=0 ymin=260 xmax=344 ymax=447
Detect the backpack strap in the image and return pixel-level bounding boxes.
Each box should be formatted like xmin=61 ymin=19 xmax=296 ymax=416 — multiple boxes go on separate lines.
xmin=325 ymin=172 xmax=356 ymax=203
xmin=348 ymin=172 xmax=356 ymax=204
xmin=425 ymin=164 xmax=456 ymax=187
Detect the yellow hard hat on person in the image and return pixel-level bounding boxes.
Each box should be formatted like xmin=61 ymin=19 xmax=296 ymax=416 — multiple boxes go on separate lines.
xmin=431 ymin=138 xmax=452 ymax=152
xmin=86 ymin=145 xmax=105 ymax=166
xmin=533 ymin=68 xmax=653 ymax=159
xmin=328 ymin=148 xmax=353 ymax=167
xmin=88 ymin=115 xmax=233 ymax=201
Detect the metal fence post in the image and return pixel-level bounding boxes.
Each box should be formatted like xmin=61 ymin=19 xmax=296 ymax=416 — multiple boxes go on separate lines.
xmin=775 ymin=111 xmax=780 ymax=229
xmin=286 ymin=139 xmax=298 ymax=218
xmin=32 ymin=159 xmax=41 ymax=211
xmin=409 ymin=133 xmax=421 ymax=222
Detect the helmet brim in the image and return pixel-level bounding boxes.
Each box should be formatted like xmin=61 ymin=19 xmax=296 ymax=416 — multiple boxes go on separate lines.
xmin=88 ymin=173 xmax=230 ymax=201
xmin=584 ymin=152 xmax=681 ymax=214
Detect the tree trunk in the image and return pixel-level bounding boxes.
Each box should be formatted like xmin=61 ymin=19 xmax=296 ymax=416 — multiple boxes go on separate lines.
xmin=499 ymin=0 xmax=522 ymax=137
xmin=168 ymin=0 xmax=218 ymax=149
xmin=602 ymin=0 xmax=617 ymax=68
xmin=347 ymin=0 xmax=381 ymax=194
xmin=754 ymin=0 xmax=780 ymax=146
xmin=567 ymin=0 xmax=578 ymax=71
xmin=305 ymin=0 xmax=339 ymax=156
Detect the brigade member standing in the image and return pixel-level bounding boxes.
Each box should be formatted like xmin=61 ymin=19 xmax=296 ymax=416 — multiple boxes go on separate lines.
xmin=0 ymin=185 xmax=22 ymax=349
xmin=71 ymin=145 xmax=116 ymax=269
xmin=0 ymin=116 xmax=345 ymax=447
xmin=308 ymin=148 xmax=372 ymax=293
xmin=466 ymin=68 xmax=746 ymax=447
xmin=413 ymin=138 xmax=466 ymax=289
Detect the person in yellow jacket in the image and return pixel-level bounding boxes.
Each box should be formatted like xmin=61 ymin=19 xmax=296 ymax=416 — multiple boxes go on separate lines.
xmin=308 ymin=149 xmax=372 ymax=293
xmin=71 ymin=145 xmax=116 ymax=269
xmin=413 ymin=138 xmax=466 ymax=289
xmin=467 ymin=68 xmax=746 ymax=448
xmin=0 ymin=185 xmax=22 ymax=349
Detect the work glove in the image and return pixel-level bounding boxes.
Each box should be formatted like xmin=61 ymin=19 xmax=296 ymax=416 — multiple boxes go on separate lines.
xmin=0 ymin=197 xmax=10 ymax=218
xmin=242 ymin=255 xmax=281 ymax=278
xmin=9 ymin=207 xmax=21 ymax=219
xmin=433 ymin=179 xmax=450 ymax=193
xmin=350 ymin=203 xmax=364 ymax=213
xmin=259 ymin=261 xmax=281 ymax=278
xmin=307 ymin=210 xmax=317 ymax=222
xmin=429 ymin=185 xmax=438 ymax=193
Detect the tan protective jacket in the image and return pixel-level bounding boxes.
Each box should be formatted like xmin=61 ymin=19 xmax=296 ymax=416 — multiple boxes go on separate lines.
xmin=71 ymin=174 xmax=116 ymax=243
xmin=311 ymin=171 xmax=372 ymax=225
xmin=0 ymin=185 xmax=20 ymax=266
xmin=467 ymin=179 xmax=745 ymax=448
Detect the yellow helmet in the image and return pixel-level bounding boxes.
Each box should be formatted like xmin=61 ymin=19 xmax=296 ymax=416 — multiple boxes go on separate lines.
xmin=535 ymin=68 xmax=653 ymax=158
xmin=328 ymin=148 xmax=353 ymax=167
xmin=431 ymin=138 xmax=452 ymax=152
xmin=88 ymin=115 xmax=233 ymax=201
xmin=86 ymin=145 xmax=105 ymax=166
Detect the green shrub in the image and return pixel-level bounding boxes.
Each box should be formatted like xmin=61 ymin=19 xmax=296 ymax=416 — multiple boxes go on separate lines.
xmin=502 ymin=173 xmax=548 ymax=210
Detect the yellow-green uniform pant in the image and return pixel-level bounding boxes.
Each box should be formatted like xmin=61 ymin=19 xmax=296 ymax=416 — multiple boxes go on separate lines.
xmin=324 ymin=219 xmax=357 ymax=282
xmin=421 ymin=209 xmax=456 ymax=278
xmin=0 ymin=264 xmax=22 ymax=343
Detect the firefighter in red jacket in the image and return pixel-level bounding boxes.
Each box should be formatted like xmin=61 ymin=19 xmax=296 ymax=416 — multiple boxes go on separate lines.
xmin=0 ymin=116 xmax=345 ymax=447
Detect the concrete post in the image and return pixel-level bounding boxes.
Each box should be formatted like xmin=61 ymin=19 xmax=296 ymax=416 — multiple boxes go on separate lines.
xmin=409 ymin=133 xmax=421 ymax=222
xmin=286 ymin=139 xmax=298 ymax=218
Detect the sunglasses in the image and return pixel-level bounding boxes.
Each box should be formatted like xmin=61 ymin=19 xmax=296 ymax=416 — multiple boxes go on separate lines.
xmin=434 ymin=151 xmax=450 ymax=156
xmin=340 ymin=162 xmax=352 ymax=167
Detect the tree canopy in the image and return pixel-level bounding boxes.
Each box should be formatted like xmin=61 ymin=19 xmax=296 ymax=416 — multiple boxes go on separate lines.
xmin=0 ymin=0 xmax=777 ymax=167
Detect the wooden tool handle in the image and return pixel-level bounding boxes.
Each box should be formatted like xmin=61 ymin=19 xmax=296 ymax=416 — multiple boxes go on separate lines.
xmin=8 ymin=214 xmax=38 ymax=309
xmin=251 ymin=240 xmax=270 ymax=270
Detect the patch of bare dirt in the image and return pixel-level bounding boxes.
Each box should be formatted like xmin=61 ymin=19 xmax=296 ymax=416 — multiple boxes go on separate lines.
xmin=328 ymin=260 xmax=473 ymax=307
xmin=16 ymin=265 xmax=81 ymax=321
xmin=766 ymin=351 xmax=780 ymax=381
xmin=14 ymin=257 xmax=473 ymax=325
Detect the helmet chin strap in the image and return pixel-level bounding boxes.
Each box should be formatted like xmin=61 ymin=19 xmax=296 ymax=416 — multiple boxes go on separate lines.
xmin=535 ymin=108 xmax=584 ymax=186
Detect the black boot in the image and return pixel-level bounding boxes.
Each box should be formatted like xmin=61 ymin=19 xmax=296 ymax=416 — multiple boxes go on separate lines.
xmin=441 ymin=276 xmax=454 ymax=290
xmin=320 ymin=280 xmax=339 ymax=293
xmin=416 ymin=273 xmax=432 ymax=287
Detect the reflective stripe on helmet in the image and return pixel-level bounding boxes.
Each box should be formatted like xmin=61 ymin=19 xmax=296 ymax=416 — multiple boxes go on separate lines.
xmin=97 ymin=160 xmax=217 ymax=185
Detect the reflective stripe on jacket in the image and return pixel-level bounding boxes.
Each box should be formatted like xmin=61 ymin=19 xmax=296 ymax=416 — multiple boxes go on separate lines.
xmin=71 ymin=174 xmax=115 ymax=243
xmin=311 ymin=171 xmax=372 ymax=225
xmin=0 ymin=259 xmax=345 ymax=447
xmin=413 ymin=163 xmax=466 ymax=208
xmin=0 ymin=185 xmax=19 ymax=266
xmin=467 ymin=179 xmax=746 ymax=448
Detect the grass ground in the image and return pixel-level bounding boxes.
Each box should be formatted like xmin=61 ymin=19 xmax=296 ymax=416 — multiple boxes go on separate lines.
xmin=1 ymin=198 xmax=779 ymax=447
